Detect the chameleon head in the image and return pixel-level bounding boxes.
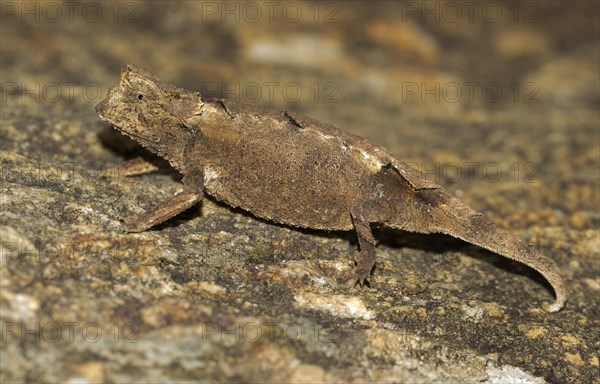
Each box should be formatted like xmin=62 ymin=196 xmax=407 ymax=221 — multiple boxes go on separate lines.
xmin=96 ymin=65 xmax=203 ymax=158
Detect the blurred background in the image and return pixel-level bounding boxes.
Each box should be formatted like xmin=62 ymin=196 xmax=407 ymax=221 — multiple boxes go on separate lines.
xmin=1 ymin=1 xmax=599 ymax=383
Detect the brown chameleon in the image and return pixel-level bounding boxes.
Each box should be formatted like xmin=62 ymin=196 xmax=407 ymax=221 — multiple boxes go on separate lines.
xmin=96 ymin=65 xmax=566 ymax=312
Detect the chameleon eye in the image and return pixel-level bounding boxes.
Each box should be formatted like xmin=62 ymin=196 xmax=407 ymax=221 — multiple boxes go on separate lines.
xmin=137 ymin=94 xmax=144 ymax=100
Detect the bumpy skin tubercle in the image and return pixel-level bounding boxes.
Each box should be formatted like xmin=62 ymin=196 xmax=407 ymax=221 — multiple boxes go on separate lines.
xmin=96 ymin=65 xmax=567 ymax=312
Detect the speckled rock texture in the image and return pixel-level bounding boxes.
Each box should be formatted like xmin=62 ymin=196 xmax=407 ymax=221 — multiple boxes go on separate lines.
xmin=1 ymin=1 xmax=598 ymax=383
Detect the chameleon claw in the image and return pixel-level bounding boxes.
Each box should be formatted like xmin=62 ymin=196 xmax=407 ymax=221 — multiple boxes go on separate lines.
xmin=120 ymin=215 xmax=145 ymax=233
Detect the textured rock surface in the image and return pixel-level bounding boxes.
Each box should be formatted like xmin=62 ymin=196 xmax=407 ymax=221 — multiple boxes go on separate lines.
xmin=1 ymin=1 xmax=598 ymax=383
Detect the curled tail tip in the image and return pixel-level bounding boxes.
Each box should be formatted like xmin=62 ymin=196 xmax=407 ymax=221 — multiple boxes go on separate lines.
xmin=540 ymin=265 xmax=567 ymax=313
xmin=542 ymin=294 xmax=566 ymax=313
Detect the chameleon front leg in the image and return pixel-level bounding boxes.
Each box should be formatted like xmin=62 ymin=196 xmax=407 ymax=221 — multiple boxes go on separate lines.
xmin=351 ymin=213 xmax=377 ymax=284
xmin=121 ymin=168 xmax=204 ymax=232
xmin=100 ymin=156 xmax=161 ymax=178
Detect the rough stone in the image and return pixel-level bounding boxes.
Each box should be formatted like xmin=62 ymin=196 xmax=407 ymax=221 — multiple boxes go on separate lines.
xmin=1 ymin=1 xmax=598 ymax=383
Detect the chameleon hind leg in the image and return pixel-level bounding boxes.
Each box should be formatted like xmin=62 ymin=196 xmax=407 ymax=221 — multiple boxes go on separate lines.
xmin=351 ymin=213 xmax=377 ymax=284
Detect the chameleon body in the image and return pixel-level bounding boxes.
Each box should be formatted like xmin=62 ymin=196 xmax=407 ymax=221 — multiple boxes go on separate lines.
xmin=96 ymin=65 xmax=566 ymax=312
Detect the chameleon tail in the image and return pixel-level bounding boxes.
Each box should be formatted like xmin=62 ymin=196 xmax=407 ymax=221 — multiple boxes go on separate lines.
xmin=424 ymin=190 xmax=566 ymax=312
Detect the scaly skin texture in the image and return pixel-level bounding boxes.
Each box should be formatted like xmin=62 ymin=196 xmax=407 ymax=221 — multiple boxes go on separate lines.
xmin=96 ymin=65 xmax=566 ymax=312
